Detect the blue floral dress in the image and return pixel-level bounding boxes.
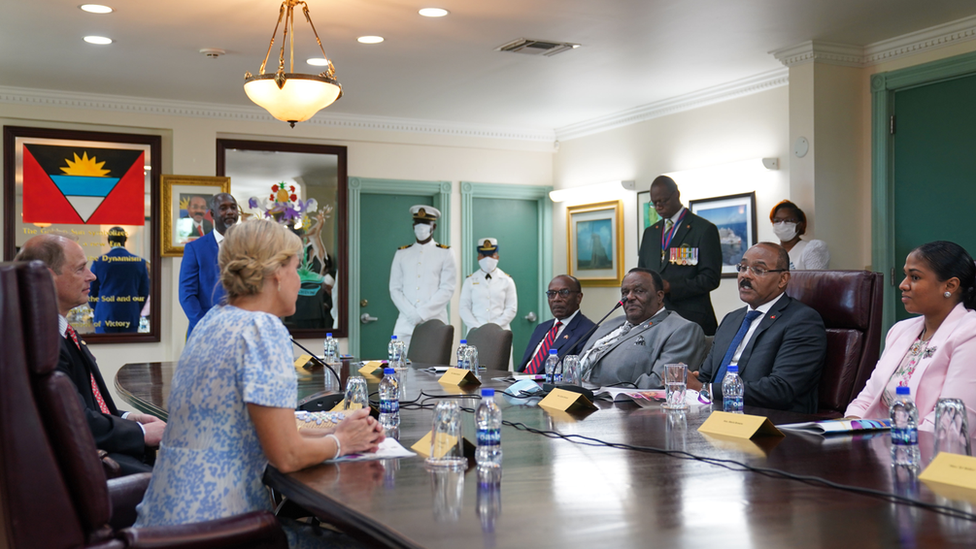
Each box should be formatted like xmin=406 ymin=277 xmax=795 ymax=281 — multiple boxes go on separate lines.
xmin=134 ymin=305 xmax=296 ymax=530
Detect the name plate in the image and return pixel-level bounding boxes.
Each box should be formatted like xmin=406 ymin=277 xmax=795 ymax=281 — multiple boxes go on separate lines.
xmin=920 ymin=452 xmax=976 ymax=491
xmin=410 ymin=430 xmax=474 ymax=459
xmin=294 ymin=354 xmax=313 ymax=369
xmin=697 ymin=411 xmax=784 ymax=439
xmin=438 ymin=367 xmax=481 ymax=386
xmin=358 ymin=361 xmax=384 ymax=376
xmin=539 ymin=388 xmax=597 ymax=412
xmin=328 ymin=399 xmax=363 ymax=412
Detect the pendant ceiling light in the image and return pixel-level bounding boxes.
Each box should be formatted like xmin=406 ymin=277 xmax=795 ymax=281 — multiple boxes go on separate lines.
xmin=244 ymin=0 xmax=342 ymax=127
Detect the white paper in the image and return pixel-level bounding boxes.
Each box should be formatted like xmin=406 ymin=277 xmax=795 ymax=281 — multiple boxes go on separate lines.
xmin=329 ymin=437 xmax=417 ymax=462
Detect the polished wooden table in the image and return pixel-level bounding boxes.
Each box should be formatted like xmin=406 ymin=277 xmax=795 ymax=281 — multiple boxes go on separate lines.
xmin=118 ymin=362 xmax=976 ymax=548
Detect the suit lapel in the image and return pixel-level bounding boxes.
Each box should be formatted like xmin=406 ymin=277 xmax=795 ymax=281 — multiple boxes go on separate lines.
xmin=910 ymin=304 xmax=967 ymax=384
xmin=738 ymin=296 xmax=790 ymax=374
xmin=602 ymin=310 xmax=671 ymax=355
xmin=647 ymin=222 xmax=665 ymax=270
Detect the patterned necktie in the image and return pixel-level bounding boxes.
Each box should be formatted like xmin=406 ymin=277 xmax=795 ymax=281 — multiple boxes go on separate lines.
xmin=65 ymin=325 xmax=111 ymax=414
xmin=580 ymin=322 xmax=633 ymax=378
xmin=525 ymin=321 xmax=562 ymax=374
xmin=713 ymin=310 xmax=763 ymax=384
xmin=665 ymin=218 xmax=673 ymax=234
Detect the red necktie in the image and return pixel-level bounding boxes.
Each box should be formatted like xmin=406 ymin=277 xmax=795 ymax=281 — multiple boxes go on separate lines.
xmin=525 ymin=321 xmax=562 ymax=374
xmin=65 ymin=325 xmax=111 ymax=415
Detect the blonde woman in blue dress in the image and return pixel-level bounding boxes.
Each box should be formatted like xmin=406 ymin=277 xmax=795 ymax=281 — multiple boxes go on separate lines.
xmin=135 ymin=219 xmax=384 ymax=547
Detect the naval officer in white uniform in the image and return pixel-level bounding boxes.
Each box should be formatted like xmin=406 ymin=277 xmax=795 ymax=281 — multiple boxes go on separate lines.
xmin=389 ymin=205 xmax=457 ymax=350
xmin=459 ymin=238 xmax=518 ymax=333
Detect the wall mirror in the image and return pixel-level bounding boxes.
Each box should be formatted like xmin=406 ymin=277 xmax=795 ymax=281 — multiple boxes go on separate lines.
xmin=3 ymin=126 xmax=161 ymax=344
xmin=216 ymin=139 xmax=348 ymax=339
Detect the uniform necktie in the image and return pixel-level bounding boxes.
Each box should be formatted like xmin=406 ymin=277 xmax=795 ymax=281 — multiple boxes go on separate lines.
xmin=65 ymin=325 xmax=111 ymax=414
xmin=665 ymin=218 xmax=673 ymax=234
xmin=713 ymin=310 xmax=763 ymax=385
xmin=525 ymin=321 xmax=562 ymax=374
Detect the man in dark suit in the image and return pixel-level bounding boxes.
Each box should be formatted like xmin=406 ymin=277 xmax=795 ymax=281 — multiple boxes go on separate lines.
xmin=179 ymin=192 xmax=238 ymax=337
xmin=15 ymin=235 xmax=165 ymax=475
xmin=89 ymin=227 xmax=150 ymax=333
xmin=688 ymin=243 xmax=827 ymax=413
xmin=637 ymin=175 xmax=722 ymax=335
xmin=517 ymin=275 xmax=596 ymax=373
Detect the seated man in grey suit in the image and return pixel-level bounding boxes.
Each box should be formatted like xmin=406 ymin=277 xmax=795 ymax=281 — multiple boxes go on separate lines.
xmin=580 ymin=268 xmax=706 ymax=388
xmin=687 ymin=242 xmax=827 ymax=413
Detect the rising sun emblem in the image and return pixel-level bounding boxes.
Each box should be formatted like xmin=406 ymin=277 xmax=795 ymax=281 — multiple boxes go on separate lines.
xmin=61 ymin=152 xmax=110 ymax=177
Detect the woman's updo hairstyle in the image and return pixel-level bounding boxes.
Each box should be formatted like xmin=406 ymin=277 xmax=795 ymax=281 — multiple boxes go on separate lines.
xmin=219 ymin=219 xmax=303 ymax=299
xmin=769 ymin=200 xmax=807 ymax=236
xmin=912 ymin=240 xmax=976 ymax=310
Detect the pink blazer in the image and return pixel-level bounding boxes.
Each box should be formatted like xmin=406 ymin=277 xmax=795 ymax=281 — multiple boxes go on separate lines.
xmin=845 ymin=303 xmax=976 ymax=435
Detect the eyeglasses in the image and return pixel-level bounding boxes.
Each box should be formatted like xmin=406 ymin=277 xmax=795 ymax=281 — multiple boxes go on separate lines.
xmin=545 ymin=289 xmax=580 ymax=299
xmin=772 ymin=219 xmax=799 ymax=225
xmin=735 ymin=264 xmax=788 ymax=277
xmin=651 ymin=191 xmax=675 ymax=207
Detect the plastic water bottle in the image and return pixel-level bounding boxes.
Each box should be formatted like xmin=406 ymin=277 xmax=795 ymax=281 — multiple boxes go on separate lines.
xmin=395 ymin=338 xmax=407 ymax=365
xmin=475 ymin=388 xmax=503 ymax=468
xmin=323 ymin=333 xmax=339 ymax=391
xmin=890 ymin=386 xmax=920 ymax=468
xmin=388 ymin=335 xmax=400 ymax=363
xmin=379 ymin=367 xmax=400 ymax=432
xmin=456 ymin=339 xmax=469 ymax=369
xmin=544 ymin=349 xmax=560 ymax=384
xmin=722 ymin=364 xmax=744 ymax=413
xmin=465 ymin=344 xmax=480 ymax=377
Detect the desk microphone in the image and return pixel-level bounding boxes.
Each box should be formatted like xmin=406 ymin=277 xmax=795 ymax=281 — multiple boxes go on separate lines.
xmin=556 ymin=298 xmax=627 ymax=361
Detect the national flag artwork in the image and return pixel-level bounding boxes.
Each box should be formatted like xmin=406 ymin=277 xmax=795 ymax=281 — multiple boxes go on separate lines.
xmin=22 ymin=144 xmax=147 ymax=225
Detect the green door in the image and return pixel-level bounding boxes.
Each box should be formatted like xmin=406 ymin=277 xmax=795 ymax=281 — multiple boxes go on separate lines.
xmin=893 ymin=74 xmax=976 ymax=321
xmin=359 ymin=193 xmax=433 ymax=358
xmin=471 ymin=197 xmax=540 ymax=362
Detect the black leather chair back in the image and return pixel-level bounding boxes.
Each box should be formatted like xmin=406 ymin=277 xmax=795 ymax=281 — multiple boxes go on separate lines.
xmin=408 ymin=319 xmax=455 ymax=365
xmin=466 ymin=323 xmax=514 ymax=372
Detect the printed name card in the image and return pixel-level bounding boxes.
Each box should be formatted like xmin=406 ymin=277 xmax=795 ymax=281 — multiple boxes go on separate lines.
xmin=358 ymin=361 xmax=385 ymax=375
xmin=697 ymin=411 xmax=784 ymax=439
xmin=410 ymin=431 xmax=470 ymax=459
xmin=538 ymin=388 xmax=597 ymax=412
xmin=294 ymin=354 xmax=314 ymax=369
xmin=920 ymin=452 xmax=976 ymax=491
xmin=328 ymin=399 xmax=363 ymax=412
xmin=438 ymin=367 xmax=481 ymax=386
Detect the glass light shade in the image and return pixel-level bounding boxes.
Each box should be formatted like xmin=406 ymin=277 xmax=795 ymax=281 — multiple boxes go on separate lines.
xmin=244 ymin=73 xmax=342 ymax=124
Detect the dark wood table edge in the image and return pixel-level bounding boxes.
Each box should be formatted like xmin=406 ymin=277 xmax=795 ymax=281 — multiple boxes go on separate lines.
xmin=114 ymin=368 xmax=168 ymax=421
xmin=264 ymin=466 xmax=427 ymax=549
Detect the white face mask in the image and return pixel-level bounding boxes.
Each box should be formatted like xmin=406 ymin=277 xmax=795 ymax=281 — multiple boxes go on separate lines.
xmin=414 ymin=223 xmax=433 ymax=241
xmin=772 ymin=221 xmax=798 ymax=242
xmin=479 ymin=257 xmax=498 ymax=273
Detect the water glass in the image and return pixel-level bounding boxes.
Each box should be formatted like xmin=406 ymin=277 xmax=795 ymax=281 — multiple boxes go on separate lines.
xmin=663 ymin=363 xmax=688 ymax=410
xmin=430 ymin=469 xmax=464 ymax=522
xmin=465 ymin=346 xmax=480 ymax=376
xmin=343 ymin=376 xmax=369 ymax=411
xmin=934 ymin=398 xmax=971 ymax=456
xmin=562 ymin=355 xmax=581 ymax=385
xmin=425 ymin=400 xmax=467 ymax=471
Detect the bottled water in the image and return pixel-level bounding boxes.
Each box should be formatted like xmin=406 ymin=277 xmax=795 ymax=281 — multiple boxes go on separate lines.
xmin=544 ymin=349 xmax=560 ymax=384
xmin=379 ymin=367 xmax=400 ymax=432
xmin=456 ymin=339 xmax=469 ymax=369
xmin=722 ymin=364 xmax=744 ymax=413
xmin=323 ymin=333 xmax=339 ymax=392
xmin=475 ymin=388 xmax=503 ymax=468
xmin=395 ymin=338 xmax=407 ymax=366
xmin=465 ymin=344 xmax=480 ymax=377
xmin=388 ymin=335 xmax=400 ymax=363
xmin=890 ymin=386 xmax=920 ymax=468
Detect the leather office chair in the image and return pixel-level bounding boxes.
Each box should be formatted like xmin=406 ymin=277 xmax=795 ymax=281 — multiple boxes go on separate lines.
xmin=465 ymin=323 xmax=514 ymax=371
xmin=0 ymin=261 xmax=287 ymax=549
xmin=785 ymin=270 xmax=884 ymax=418
xmin=407 ymin=319 xmax=455 ymax=365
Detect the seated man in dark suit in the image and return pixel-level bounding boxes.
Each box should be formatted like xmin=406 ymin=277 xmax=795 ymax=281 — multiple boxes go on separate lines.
xmin=518 ymin=275 xmax=596 ymax=373
xmin=579 ymin=268 xmax=705 ymax=389
xmin=688 ymin=242 xmax=827 ymax=413
xmin=16 ymin=235 xmax=165 ymax=475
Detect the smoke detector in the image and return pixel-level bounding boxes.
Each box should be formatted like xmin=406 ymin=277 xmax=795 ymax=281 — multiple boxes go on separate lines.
xmin=199 ymin=48 xmax=226 ymax=59
xmin=496 ymin=38 xmax=580 ymax=57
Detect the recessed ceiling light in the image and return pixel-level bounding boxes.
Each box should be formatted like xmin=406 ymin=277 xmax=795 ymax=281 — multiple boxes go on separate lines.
xmin=306 ymin=57 xmax=331 ymax=66
xmin=84 ymin=35 xmax=113 ymax=45
xmin=80 ymin=4 xmax=113 ymax=14
xmin=419 ymin=8 xmax=449 ymax=17
xmin=357 ymin=36 xmax=384 ymax=44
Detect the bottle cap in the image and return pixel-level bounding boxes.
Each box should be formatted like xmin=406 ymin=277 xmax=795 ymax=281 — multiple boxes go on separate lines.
xmin=481 ymin=388 xmax=495 ymax=397
xmin=384 ymin=368 xmax=395 ymax=375
xmin=896 ymin=386 xmax=910 ymax=395
xmin=326 ymin=332 xmax=333 ymax=337
xmin=460 ymin=339 xmax=467 ymax=344
xmin=727 ymin=365 xmax=738 ymax=373
xmin=549 ymin=349 xmax=558 ymax=354
xmin=391 ymin=335 xmax=397 ymax=340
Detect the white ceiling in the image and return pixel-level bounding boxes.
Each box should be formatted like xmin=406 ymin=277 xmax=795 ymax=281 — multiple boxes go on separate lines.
xmin=4 ymin=0 xmax=976 ymax=133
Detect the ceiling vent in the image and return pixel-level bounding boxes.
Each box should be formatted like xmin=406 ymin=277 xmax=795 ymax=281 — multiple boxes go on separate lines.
xmin=496 ymin=38 xmax=579 ymax=57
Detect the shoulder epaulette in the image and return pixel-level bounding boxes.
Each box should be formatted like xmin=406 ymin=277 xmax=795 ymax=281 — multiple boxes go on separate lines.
xmin=466 ymin=273 xmax=474 ymax=278
xmin=398 ymin=244 xmax=411 ymax=250
xmin=436 ymin=244 xmax=450 ymax=249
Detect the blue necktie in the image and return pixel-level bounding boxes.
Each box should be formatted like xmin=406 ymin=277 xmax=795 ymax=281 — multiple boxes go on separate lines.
xmin=714 ymin=310 xmax=762 ymax=384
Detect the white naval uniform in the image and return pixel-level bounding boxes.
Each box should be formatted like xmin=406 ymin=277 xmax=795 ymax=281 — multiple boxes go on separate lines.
xmin=389 ymin=240 xmax=457 ymax=349
xmin=459 ymin=267 xmax=518 ymax=333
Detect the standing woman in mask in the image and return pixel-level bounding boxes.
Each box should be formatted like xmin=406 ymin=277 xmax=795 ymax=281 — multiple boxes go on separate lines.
xmin=770 ymin=200 xmax=830 ymax=270
xmin=459 ymin=237 xmax=518 ymax=333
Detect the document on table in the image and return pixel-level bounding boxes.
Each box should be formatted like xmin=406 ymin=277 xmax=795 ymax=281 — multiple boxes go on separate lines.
xmin=592 ymin=387 xmax=703 ymax=408
xmin=330 ymin=438 xmax=416 ymax=462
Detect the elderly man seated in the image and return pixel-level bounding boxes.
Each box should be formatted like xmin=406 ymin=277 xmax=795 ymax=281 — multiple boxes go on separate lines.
xmin=580 ymin=268 xmax=706 ymax=389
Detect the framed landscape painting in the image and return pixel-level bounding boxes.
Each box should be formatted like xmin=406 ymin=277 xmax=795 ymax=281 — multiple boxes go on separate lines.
xmin=567 ymin=200 xmax=624 ymax=287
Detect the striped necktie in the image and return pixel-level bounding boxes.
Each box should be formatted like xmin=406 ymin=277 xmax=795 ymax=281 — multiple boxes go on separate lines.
xmin=525 ymin=321 xmax=562 ymax=374
xmin=65 ymin=325 xmax=111 ymax=415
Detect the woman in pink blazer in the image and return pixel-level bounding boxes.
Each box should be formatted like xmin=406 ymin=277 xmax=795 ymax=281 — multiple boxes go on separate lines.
xmin=846 ymin=241 xmax=976 ymax=434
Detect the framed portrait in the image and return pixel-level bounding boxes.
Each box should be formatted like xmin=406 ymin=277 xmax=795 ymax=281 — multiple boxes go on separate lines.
xmin=160 ymin=175 xmax=231 ymax=257
xmin=217 ymin=139 xmax=348 ymax=339
xmin=3 ymin=126 xmax=161 ymax=343
xmin=636 ymin=190 xmax=661 ymax=242
xmin=567 ymin=200 xmax=624 ymax=287
xmin=689 ymin=191 xmax=757 ymax=278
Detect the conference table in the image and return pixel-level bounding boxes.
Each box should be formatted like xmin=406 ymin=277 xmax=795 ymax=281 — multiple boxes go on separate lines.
xmin=117 ymin=361 xmax=976 ymax=548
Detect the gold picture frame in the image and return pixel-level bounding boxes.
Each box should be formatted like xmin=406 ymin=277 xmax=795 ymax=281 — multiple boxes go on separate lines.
xmin=161 ymin=175 xmax=231 ymax=257
xmin=567 ymin=200 xmax=624 ymax=287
